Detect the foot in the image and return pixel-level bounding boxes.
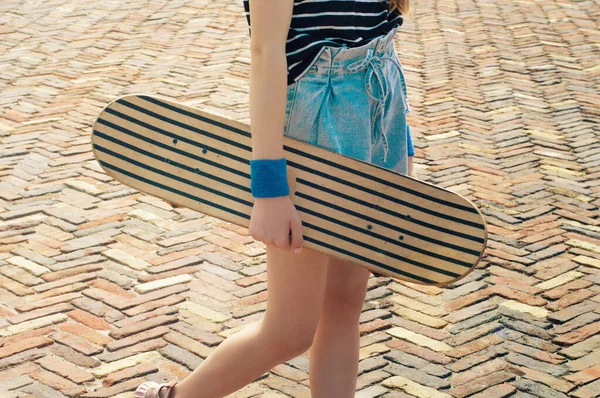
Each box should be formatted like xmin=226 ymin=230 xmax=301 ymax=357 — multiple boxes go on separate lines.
xmin=135 ymin=380 xmax=178 ymax=398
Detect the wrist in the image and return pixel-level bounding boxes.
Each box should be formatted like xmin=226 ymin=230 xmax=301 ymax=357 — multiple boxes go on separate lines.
xmin=250 ymin=158 xmax=290 ymax=198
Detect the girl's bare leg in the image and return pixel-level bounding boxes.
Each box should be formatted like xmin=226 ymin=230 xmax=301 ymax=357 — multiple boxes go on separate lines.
xmin=170 ymin=245 xmax=330 ymax=398
xmin=308 ymin=257 xmax=372 ymax=397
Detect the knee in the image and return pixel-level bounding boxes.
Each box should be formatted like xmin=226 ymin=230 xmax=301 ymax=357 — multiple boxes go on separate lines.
xmin=323 ymin=276 xmax=370 ymax=320
xmin=325 ymin=289 xmax=367 ymax=320
xmin=261 ymin=321 xmax=316 ymax=360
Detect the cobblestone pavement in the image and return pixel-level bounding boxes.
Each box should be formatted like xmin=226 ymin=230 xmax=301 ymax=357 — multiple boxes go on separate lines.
xmin=1 ymin=0 xmax=599 ymax=397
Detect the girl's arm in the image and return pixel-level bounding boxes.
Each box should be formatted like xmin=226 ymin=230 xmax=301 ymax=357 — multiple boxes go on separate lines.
xmin=407 ymin=124 xmax=416 ymax=178
xmin=248 ymin=0 xmax=295 ymax=161
xmin=407 ymin=124 xmax=414 ymax=157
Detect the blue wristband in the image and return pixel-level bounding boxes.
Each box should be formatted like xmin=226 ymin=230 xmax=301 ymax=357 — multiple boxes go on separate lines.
xmin=250 ymin=158 xmax=290 ymax=198
xmin=407 ymin=124 xmax=415 ymax=157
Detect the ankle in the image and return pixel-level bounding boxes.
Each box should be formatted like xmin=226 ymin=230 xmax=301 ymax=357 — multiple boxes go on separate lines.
xmin=165 ymin=383 xmax=180 ymax=398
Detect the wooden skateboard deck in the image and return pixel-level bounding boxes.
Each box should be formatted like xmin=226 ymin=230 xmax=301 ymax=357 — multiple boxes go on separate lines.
xmin=91 ymin=94 xmax=487 ymax=287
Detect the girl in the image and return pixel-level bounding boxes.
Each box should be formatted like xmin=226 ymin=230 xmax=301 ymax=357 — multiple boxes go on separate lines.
xmin=136 ymin=0 xmax=414 ymax=397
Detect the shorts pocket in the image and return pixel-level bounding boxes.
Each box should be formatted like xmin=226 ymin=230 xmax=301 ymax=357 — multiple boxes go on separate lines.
xmin=389 ymin=48 xmax=411 ymax=114
xmin=283 ymin=82 xmax=298 ymax=136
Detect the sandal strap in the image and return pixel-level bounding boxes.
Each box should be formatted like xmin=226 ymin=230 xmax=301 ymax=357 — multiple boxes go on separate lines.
xmin=157 ymin=380 xmax=178 ymax=398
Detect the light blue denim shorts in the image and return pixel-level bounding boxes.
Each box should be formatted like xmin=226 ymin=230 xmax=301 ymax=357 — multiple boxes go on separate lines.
xmin=283 ymin=25 xmax=412 ymax=175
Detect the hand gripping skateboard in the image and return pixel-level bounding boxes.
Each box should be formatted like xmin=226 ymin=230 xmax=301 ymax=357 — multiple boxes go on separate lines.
xmin=91 ymin=94 xmax=487 ymax=286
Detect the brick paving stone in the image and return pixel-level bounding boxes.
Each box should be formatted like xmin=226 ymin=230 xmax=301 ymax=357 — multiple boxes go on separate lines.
xmin=500 ymin=318 xmax=553 ymax=340
xmin=35 ymin=355 xmax=95 ymax=384
xmin=446 ymin=320 xmax=504 ymax=346
xmin=41 ymin=263 xmax=104 ymax=282
xmin=28 ymin=367 xmax=86 ymax=396
xmin=49 ymin=329 xmax=104 ymax=356
xmin=102 ymin=362 xmax=158 ymax=387
xmin=451 ymin=357 xmax=508 ymax=387
xmin=81 ymin=376 xmax=147 ymax=398
xmin=506 ymin=352 xmax=569 ymax=378
xmin=450 ymin=371 xmax=516 ymax=397
xmin=110 ymin=314 xmax=179 ymax=340
xmin=445 ymin=333 xmax=505 ymax=359
xmin=2 ymin=0 xmax=600 ymax=396
xmin=504 ymin=329 xmax=560 ymax=354
xmin=168 ymin=321 xmax=224 ymax=349
xmin=512 ymin=378 xmax=570 ymax=398
xmin=125 ymin=284 xmax=190 ymax=309
xmin=542 ymin=279 xmax=594 ymax=301
xmin=384 ymin=362 xmax=450 ymax=389
xmin=564 ymin=364 xmax=600 ymax=386
xmin=5 ymin=303 xmax=73 ymax=324
xmin=97 ymin=338 xmax=169 ymax=363
xmin=159 ymin=343 xmax=203 ymax=372
xmin=0 ymin=313 xmax=69 ymax=337
xmin=70 ymin=296 xmax=126 ymax=324
xmin=470 ymin=383 xmax=516 ymax=398
xmin=355 ymin=383 xmax=391 ymax=398
xmin=20 ymin=381 xmax=70 ymax=398
xmin=446 ymin=345 xmax=508 ymax=373
xmin=146 ymin=255 xmax=204 ymax=274
xmin=570 ymin=379 xmax=600 ymax=398
xmin=548 ymin=301 xmax=599 ymax=324
xmin=133 ymin=273 xmax=192 ymax=294
xmin=58 ymin=321 xmax=112 ymax=346
xmin=32 ymin=272 xmax=97 ymax=293
xmin=66 ymin=309 xmax=112 ymax=330
xmin=387 ymin=339 xmax=452 ymax=365
xmin=0 ymin=336 xmax=54 ymax=360
xmin=387 ymin=327 xmax=452 ymax=352
xmin=553 ymin=311 xmax=600 ymax=336
xmin=48 ymin=343 xmax=101 ymax=369
xmin=511 ymin=365 xmax=575 ymax=393
xmin=122 ymin=294 xmax=187 ymax=317
xmin=382 ymin=375 xmax=451 ymax=397
xmin=358 ymin=356 xmax=389 ymax=374
xmin=0 ymin=264 xmax=45 ymax=286
xmin=6 ymin=255 xmax=50 ymax=276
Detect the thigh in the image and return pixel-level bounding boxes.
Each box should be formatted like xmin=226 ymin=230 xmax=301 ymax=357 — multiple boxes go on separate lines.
xmin=262 ymin=244 xmax=329 ymax=335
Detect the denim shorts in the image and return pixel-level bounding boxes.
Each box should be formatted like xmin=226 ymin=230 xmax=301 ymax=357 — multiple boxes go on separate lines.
xmin=283 ymin=25 xmax=412 ymax=175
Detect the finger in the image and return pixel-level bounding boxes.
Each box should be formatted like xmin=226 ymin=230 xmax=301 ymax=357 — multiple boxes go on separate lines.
xmin=290 ymin=217 xmax=304 ymax=253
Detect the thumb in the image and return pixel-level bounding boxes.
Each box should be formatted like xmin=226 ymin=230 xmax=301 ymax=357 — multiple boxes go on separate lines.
xmin=290 ymin=216 xmax=304 ymax=254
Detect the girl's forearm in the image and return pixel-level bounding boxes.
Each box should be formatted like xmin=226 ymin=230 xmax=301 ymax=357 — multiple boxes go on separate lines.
xmin=408 ymin=156 xmax=415 ymax=177
xmin=250 ymin=51 xmax=288 ymax=160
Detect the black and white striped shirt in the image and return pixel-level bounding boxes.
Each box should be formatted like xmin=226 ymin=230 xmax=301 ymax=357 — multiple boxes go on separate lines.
xmin=243 ymin=0 xmax=403 ymax=86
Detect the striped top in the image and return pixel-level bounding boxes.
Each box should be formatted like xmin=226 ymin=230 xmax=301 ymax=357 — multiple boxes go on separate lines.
xmin=243 ymin=0 xmax=403 ymax=86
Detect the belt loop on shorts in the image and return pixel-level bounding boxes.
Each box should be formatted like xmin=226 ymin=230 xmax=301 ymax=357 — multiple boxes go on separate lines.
xmin=346 ymin=40 xmax=411 ymax=163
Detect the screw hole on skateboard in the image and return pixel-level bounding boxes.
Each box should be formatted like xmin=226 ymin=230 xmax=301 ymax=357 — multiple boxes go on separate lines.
xmin=195 ymin=168 xmax=200 ymax=173
xmin=173 ymin=138 xmax=178 ymax=145
xmin=367 ymin=224 xmax=372 ymax=230
xmin=202 ymin=148 xmax=208 ymax=154
xmin=405 ymin=214 xmax=412 ymax=221
xmin=399 ymin=235 xmax=404 ymax=240
xmin=165 ymin=158 xmax=171 ymax=164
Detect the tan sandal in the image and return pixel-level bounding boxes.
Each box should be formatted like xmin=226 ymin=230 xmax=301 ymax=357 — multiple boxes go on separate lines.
xmin=135 ymin=380 xmax=178 ymax=398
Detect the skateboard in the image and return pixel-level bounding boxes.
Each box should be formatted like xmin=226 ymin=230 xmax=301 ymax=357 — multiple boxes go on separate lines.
xmin=91 ymin=94 xmax=487 ymax=287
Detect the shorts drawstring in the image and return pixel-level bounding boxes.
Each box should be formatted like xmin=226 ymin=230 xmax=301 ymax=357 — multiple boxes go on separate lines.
xmin=347 ymin=47 xmax=411 ymax=163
